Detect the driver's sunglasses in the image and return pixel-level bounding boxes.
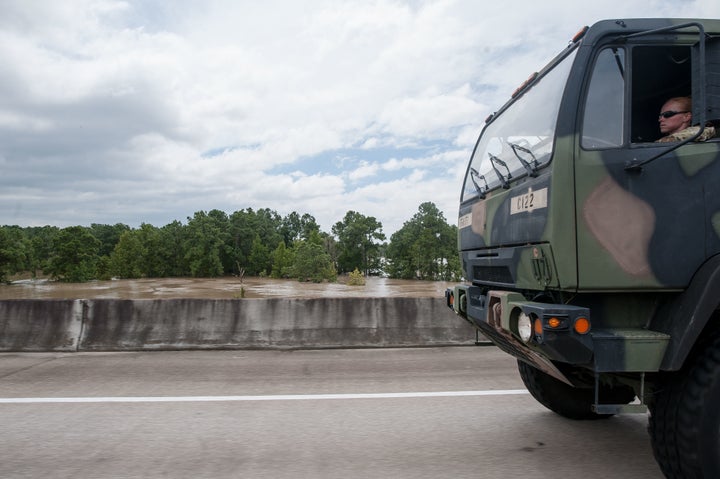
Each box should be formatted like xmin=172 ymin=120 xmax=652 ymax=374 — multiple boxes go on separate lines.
xmin=659 ymin=110 xmax=690 ymax=119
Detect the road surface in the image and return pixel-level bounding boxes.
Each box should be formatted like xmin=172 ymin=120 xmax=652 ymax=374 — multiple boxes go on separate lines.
xmin=0 ymin=346 xmax=662 ymax=478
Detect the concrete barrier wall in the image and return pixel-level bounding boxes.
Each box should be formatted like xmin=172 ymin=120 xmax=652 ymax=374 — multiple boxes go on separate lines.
xmin=0 ymin=298 xmax=477 ymax=352
xmin=0 ymin=300 xmax=84 ymax=352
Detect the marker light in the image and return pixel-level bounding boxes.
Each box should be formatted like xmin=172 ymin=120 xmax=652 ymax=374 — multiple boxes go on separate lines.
xmin=534 ymin=317 xmax=543 ymax=336
xmin=574 ymin=317 xmax=591 ymax=335
xmin=548 ymin=317 xmax=561 ymax=329
xmin=572 ymin=26 xmax=589 ymax=43
xmin=512 ymin=72 xmax=539 ymax=98
xmin=518 ymin=312 xmax=533 ymax=343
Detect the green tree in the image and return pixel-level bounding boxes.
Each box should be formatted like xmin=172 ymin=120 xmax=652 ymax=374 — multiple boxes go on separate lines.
xmin=229 ymin=208 xmax=282 ymax=275
xmin=229 ymin=209 xmax=253 ymax=271
xmin=384 ymin=226 xmax=415 ymax=279
xmin=135 ymin=223 xmax=169 ymax=277
xmin=292 ymin=231 xmax=336 ymax=282
xmin=248 ymin=234 xmax=271 ymax=276
xmin=95 ymin=255 xmax=113 ymax=280
xmin=347 ymin=267 xmax=366 ymax=286
xmin=184 ymin=211 xmax=225 ymax=277
xmin=158 ymin=220 xmax=188 ymax=277
xmin=46 ymin=226 xmax=101 ymax=282
xmin=280 ymin=211 xmax=302 ymax=245
xmin=253 ymin=208 xmax=283 ymax=254
xmin=89 ymin=223 xmax=130 ymax=280
xmin=270 ymin=241 xmax=295 ymax=278
xmin=321 ymin=232 xmax=338 ymax=271
xmin=90 ymin=223 xmax=130 ymax=257
xmin=386 ymin=202 xmax=462 ymax=281
xmin=280 ymin=212 xmax=320 ymax=244
xmin=206 ymin=209 xmax=234 ymax=274
xmin=331 ymin=211 xmax=385 ymax=275
xmin=0 ymin=227 xmax=27 ymax=282
xmin=110 ymin=230 xmax=145 ymax=278
xmin=26 ymin=226 xmax=59 ymax=277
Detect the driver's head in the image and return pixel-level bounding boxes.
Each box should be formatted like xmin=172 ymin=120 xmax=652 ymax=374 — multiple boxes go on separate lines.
xmin=659 ymin=97 xmax=692 ymax=135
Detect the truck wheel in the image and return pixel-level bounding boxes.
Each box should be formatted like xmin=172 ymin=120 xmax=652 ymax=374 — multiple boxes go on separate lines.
xmin=517 ymin=360 xmax=634 ymax=420
xmin=649 ymin=333 xmax=720 ymax=478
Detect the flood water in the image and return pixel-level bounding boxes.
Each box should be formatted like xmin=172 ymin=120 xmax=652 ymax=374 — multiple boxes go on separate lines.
xmin=0 ymin=277 xmax=457 ymax=300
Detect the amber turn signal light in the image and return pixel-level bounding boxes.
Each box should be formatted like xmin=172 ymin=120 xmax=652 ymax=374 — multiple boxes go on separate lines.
xmin=572 ymin=26 xmax=589 ymax=43
xmin=534 ymin=318 xmax=543 ymax=336
xmin=574 ymin=317 xmax=591 ymax=334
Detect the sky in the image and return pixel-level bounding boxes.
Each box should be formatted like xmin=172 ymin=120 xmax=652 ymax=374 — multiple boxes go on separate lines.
xmin=1 ymin=0 xmax=719 ymax=237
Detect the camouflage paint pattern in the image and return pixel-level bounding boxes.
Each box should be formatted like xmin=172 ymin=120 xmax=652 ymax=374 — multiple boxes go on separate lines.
xmin=450 ymin=18 xmax=720 ymax=379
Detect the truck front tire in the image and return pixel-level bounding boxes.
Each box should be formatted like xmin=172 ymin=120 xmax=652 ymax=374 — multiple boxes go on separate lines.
xmin=517 ymin=360 xmax=635 ymax=420
xmin=649 ymin=332 xmax=720 ymax=478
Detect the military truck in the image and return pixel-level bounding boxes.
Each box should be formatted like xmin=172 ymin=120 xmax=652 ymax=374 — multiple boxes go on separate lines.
xmin=444 ymin=18 xmax=720 ymax=478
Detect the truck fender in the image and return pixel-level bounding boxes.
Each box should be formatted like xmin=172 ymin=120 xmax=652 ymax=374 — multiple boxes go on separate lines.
xmin=651 ymin=254 xmax=720 ymax=371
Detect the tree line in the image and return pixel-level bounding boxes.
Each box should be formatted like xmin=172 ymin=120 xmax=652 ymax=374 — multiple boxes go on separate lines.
xmin=0 ymin=201 xmax=462 ymax=283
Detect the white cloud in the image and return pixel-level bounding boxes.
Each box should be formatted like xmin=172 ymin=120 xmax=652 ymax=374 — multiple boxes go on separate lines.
xmin=374 ymin=85 xmax=483 ymax=139
xmin=0 ymin=111 xmax=53 ymax=131
xmin=348 ymin=162 xmax=381 ymax=182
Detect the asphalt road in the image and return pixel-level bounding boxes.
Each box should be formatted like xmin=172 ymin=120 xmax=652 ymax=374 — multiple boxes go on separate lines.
xmin=0 ymin=347 xmax=662 ymax=478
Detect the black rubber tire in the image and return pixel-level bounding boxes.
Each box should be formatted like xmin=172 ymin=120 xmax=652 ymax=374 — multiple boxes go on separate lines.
xmin=649 ymin=333 xmax=720 ymax=478
xmin=517 ymin=360 xmax=635 ymax=420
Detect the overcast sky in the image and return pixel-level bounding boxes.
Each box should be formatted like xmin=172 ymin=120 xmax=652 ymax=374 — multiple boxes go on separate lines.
xmin=1 ymin=1 xmax=718 ymax=236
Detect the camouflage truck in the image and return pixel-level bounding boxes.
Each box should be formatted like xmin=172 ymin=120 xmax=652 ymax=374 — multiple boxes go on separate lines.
xmin=444 ymin=18 xmax=720 ymax=478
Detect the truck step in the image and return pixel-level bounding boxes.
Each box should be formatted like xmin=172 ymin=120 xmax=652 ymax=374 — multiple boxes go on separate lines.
xmin=592 ymin=403 xmax=648 ymax=415
xmin=591 ymin=328 xmax=670 ymax=372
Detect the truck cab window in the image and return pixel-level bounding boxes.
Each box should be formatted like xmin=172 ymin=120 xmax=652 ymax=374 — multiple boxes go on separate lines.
xmin=630 ymin=45 xmax=692 ymax=143
xmin=581 ymin=47 xmax=625 ymax=149
xmin=461 ymin=48 xmax=577 ymax=201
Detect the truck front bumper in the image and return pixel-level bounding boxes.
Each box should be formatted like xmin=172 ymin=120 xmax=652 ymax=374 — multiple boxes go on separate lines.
xmin=445 ymin=285 xmax=669 ymax=384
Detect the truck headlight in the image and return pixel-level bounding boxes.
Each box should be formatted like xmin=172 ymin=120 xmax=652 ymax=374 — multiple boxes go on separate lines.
xmin=518 ymin=312 xmax=533 ymax=343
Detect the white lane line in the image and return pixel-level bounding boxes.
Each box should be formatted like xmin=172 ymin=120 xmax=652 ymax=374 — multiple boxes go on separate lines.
xmin=0 ymin=390 xmax=529 ymax=404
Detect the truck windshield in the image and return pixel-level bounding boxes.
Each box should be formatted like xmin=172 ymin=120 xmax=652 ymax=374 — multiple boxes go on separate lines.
xmin=462 ymin=48 xmax=577 ymax=201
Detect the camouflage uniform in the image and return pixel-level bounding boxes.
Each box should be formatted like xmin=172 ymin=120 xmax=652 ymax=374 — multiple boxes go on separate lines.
xmin=655 ymin=124 xmax=717 ymax=143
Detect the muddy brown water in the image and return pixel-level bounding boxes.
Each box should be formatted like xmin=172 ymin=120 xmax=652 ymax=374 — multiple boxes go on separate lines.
xmin=0 ymin=277 xmax=457 ymax=300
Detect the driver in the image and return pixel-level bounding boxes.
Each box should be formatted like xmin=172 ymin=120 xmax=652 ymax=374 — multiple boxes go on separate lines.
xmin=656 ymin=96 xmax=716 ymax=143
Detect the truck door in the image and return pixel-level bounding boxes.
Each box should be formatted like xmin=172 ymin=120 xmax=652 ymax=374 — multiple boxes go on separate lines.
xmin=575 ymin=40 xmax=718 ymax=290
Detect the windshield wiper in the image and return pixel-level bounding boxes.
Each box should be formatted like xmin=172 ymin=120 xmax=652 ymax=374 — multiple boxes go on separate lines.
xmin=469 ymin=168 xmax=489 ymax=199
xmin=488 ymin=154 xmax=511 ymax=189
xmin=509 ymin=143 xmax=539 ymax=177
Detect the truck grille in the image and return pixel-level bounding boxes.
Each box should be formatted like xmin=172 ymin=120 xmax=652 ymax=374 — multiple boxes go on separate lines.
xmin=473 ymin=265 xmax=513 ymax=284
